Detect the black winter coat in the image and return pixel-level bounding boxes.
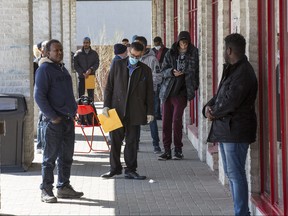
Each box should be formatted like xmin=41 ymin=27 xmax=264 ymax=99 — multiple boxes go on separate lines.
xmin=73 ymin=47 xmax=99 ymax=78
xmin=202 ymin=56 xmax=258 ymax=143
xmin=104 ymin=58 xmax=154 ymax=126
xmin=159 ymin=42 xmax=199 ymax=102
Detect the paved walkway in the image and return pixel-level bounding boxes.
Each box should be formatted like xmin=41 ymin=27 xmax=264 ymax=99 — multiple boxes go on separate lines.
xmin=0 ymin=104 xmax=234 ymax=215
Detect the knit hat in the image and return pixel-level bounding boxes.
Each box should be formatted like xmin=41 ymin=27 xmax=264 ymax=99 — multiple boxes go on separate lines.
xmin=114 ymin=43 xmax=127 ymax=55
xmin=83 ymin=37 xmax=91 ymax=42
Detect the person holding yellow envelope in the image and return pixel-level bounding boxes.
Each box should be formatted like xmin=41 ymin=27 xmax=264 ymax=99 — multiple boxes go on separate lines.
xmin=73 ymin=37 xmax=99 ymax=101
xmin=101 ymin=42 xmax=154 ymax=180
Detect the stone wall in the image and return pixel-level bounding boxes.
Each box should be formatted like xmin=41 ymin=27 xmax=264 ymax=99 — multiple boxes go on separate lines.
xmin=0 ymin=0 xmax=34 ymax=168
xmin=0 ymin=0 xmax=76 ymax=169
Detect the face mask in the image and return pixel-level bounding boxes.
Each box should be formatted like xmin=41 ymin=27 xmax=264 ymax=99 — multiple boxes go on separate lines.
xmin=129 ymin=56 xmax=139 ymax=65
xmin=155 ymin=46 xmax=161 ymax=50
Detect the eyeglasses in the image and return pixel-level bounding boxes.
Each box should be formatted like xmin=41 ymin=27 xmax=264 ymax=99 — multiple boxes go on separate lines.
xmin=130 ymin=53 xmax=142 ymax=59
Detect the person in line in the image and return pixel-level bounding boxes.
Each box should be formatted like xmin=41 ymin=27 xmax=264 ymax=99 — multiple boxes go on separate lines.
xmin=159 ymin=31 xmax=199 ymax=160
xmin=134 ymin=36 xmax=162 ymax=154
xmin=203 ymin=33 xmax=257 ymax=216
xmin=101 ymin=42 xmax=154 ymax=180
xmin=131 ymin=35 xmax=138 ymax=43
xmin=33 ymin=40 xmax=48 ymax=154
xmin=106 ymin=43 xmax=128 ymax=145
xmin=152 ymin=36 xmax=169 ymax=68
xmin=73 ymin=37 xmax=99 ymax=101
xmin=122 ymin=38 xmax=130 ymax=47
xmin=34 ymin=39 xmax=84 ymax=203
xmin=111 ymin=43 xmax=128 ymax=66
xmin=152 ymin=36 xmax=169 ymax=120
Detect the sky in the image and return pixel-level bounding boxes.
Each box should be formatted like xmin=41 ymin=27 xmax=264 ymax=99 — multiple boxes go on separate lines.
xmin=76 ymin=1 xmax=152 ymax=46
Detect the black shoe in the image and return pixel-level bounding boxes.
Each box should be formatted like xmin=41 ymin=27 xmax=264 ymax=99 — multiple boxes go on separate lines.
xmin=125 ymin=171 xmax=146 ymax=180
xmin=153 ymin=146 xmax=162 ymax=154
xmin=101 ymin=170 xmax=122 ymax=178
xmin=173 ymin=151 xmax=184 ymax=160
xmin=57 ymin=184 xmax=84 ymax=199
xmin=41 ymin=189 xmax=57 ymax=203
xmin=158 ymin=151 xmax=172 ymax=160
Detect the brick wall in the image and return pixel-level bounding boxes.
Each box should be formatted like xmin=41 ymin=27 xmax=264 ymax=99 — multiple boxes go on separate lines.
xmin=165 ymin=0 xmax=174 ymax=48
xmin=178 ymin=0 xmax=189 ymax=32
xmin=0 ymin=0 xmax=34 ymax=168
xmin=33 ymin=0 xmax=51 ymax=44
xmin=32 ymin=0 xmax=51 ymax=135
xmin=0 ymin=0 xmax=76 ymax=169
xmin=197 ymin=0 xmax=213 ymax=162
xmin=70 ymin=0 xmax=78 ymax=96
xmin=51 ymin=0 xmax=62 ymax=41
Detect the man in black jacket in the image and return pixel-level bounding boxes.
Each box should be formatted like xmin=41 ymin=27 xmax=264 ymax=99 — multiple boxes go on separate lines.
xmin=73 ymin=37 xmax=99 ymax=100
xmin=203 ymin=33 xmax=257 ymax=216
xmin=159 ymin=31 xmax=199 ymax=160
xmin=100 ymin=42 xmax=154 ymax=180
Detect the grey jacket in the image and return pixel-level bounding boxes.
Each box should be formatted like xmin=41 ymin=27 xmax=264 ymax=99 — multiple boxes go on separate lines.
xmin=140 ymin=49 xmax=162 ymax=92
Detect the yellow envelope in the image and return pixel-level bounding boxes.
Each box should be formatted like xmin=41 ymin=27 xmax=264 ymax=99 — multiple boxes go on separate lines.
xmin=97 ymin=109 xmax=123 ymax=133
xmin=85 ymin=75 xmax=95 ymax=89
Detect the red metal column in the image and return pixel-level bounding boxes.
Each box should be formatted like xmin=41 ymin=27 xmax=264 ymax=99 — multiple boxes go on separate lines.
xmin=257 ymin=0 xmax=265 ymax=196
xmin=163 ymin=0 xmax=166 ymax=46
xmin=279 ymin=0 xmax=288 ymax=213
xmin=267 ymin=0 xmax=277 ymax=205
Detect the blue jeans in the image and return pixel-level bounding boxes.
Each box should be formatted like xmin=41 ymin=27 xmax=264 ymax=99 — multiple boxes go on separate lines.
xmin=149 ymin=92 xmax=160 ymax=148
xmin=219 ymin=143 xmax=250 ymax=216
xmin=41 ymin=118 xmax=75 ymax=190
xmin=36 ymin=112 xmax=44 ymax=149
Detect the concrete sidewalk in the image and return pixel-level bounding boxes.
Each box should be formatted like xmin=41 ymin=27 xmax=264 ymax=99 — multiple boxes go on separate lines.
xmin=0 ymin=104 xmax=234 ymax=215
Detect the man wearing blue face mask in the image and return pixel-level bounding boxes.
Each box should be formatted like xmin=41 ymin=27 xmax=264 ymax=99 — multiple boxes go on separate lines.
xmin=101 ymin=42 xmax=154 ymax=180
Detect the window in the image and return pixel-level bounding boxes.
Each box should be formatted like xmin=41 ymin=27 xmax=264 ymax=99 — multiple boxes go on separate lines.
xmin=252 ymin=0 xmax=288 ymax=214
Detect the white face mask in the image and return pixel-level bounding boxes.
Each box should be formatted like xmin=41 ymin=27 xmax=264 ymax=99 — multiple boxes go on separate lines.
xmin=155 ymin=46 xmax=161 ymax=50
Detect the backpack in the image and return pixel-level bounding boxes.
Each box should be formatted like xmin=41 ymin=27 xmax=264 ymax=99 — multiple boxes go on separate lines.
xmin=76 ymin=96 xmax=99 ymax=126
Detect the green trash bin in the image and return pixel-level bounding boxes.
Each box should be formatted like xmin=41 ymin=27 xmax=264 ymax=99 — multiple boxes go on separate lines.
xmin=0 ymin=94 xmax=27 ymax=173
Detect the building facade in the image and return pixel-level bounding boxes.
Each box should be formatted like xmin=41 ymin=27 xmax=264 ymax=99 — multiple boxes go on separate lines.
xmin=152 ymin=0 xmax=288 ymax=215
xmin=1 ymin=0 xmax=288 ymax=214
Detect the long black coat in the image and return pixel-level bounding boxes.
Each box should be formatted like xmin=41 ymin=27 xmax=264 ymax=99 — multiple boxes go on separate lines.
xmin=104 ymin=57 xmax=154 ymax=125
xmin=202 ymin=56 xmax=258 ymax=143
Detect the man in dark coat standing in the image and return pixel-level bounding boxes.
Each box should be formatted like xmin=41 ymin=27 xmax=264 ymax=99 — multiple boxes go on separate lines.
xmin=101 ymin=42 xmax=154 ymax=180
xmin=73 ymin=37 xmax=99 ymax=100
xmin=159 ymin=31 xmax=199 ymax=160
xmin=203 ymin=33 xmax=258 ymax=216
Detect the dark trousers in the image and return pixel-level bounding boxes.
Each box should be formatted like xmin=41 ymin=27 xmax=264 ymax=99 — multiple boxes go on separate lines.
xmin=110 ymin=123 xmax=140 ymax=173
xmin=78 ymin=77 xmax=94 ymax=100
xmin=162 ymin=96 xmax=187 ymax=151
